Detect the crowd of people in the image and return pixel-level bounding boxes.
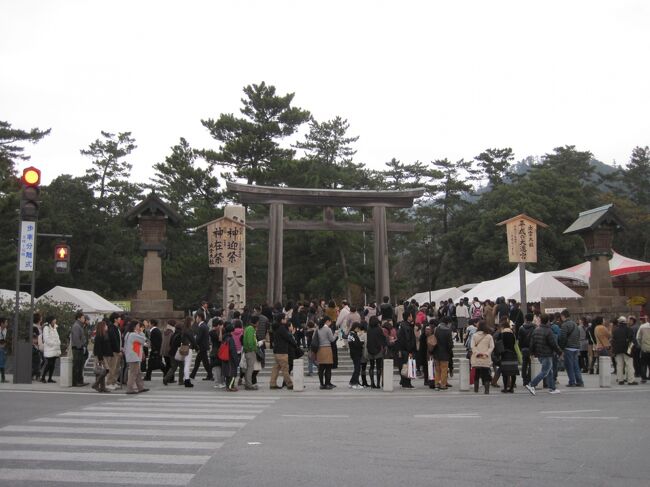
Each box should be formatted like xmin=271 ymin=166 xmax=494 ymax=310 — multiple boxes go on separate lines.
xmin=12 ymin=296 xmax=650 ymax=395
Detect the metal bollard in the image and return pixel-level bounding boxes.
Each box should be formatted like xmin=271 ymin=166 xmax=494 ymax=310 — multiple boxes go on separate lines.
xmin=459 ymin=358 xmax=470 ymax=391
xmin=531 ymin=357 xmax=542 ymax=380
xmin=383 ymin=358 xmax=394 ymax=392
xmin=292 ymin=358 xmax=304 ymax=391
xmin=59 ymin=356 xmax=73 ymax=387
xmin=598 ymin=355 xmax=611 ymax=388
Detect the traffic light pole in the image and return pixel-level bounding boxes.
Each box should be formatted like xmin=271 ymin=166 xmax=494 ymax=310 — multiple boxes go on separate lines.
xmin=12 ymin=220 xmax=34 ymax=384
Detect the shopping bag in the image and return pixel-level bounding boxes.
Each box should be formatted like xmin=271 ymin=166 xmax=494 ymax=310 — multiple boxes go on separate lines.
xmin=408 ymin=358 xmax=417 ymax=379
xmin=427 ymin=358 xmax=434 ymax=379
xmin=469 ymin=367 xmax=476 ymax=385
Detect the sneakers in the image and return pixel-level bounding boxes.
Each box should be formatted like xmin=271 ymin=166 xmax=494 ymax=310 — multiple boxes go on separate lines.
xmin=525 ymin=384 xmax=536 ymax=396
xmin=213 ymin=384 xmax=226 ymax=389
xmin=549 ymin=389 xmax=561 ymax=394
xmin=628 ymin=382 xmax=639 ymax=385
xmin=352 ymin=384 xmax=364 ymax=390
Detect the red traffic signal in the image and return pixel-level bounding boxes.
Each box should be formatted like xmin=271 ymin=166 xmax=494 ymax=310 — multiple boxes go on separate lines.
xmin=21 ymin=166 xmax=41 ymax=187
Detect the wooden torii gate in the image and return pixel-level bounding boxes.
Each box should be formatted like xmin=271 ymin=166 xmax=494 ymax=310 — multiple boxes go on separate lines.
xmin=227 ymin=182 xmax=425 ymax=304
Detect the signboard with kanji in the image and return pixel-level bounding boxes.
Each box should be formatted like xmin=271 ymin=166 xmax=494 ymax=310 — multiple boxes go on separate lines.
xmin=19 ymin=221 xmax=36 ymax=271
xmin=207 ymin=217 xmax=245 ymax=268
xmin=497 ymin=214 xmax=547 ymax=263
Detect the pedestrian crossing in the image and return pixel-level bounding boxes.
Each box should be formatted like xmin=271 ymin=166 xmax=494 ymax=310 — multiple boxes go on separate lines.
xmin=0 ymin=393 xmax=279 ymax=486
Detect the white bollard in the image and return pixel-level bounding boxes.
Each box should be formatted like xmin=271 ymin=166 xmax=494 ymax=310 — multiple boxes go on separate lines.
xmin=459 ymin=358 xmax=470 ymax=391
xmin=598 ymin=355 xmax=611 ymax=388
xmin=383 ymin=358 xmax=394 ymax=392
xmin=292 ymin=358 xmax=304 ymax=391
xmin=59 ymin=356 xmax=73 ymax=387
xmin=531 ymin=357 xmax=542 ymax=380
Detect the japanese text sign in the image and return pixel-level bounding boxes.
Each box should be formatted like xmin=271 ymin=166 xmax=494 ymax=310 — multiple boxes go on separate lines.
xmin=207 ymin=217 xmax=245 ymax=268
xmin=19 ymin=221 xmax=36 ymax=271
xmin=498 ymin=214 xmax=547 ymax=263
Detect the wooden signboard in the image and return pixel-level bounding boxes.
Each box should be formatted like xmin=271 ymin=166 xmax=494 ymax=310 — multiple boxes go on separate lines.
xmin=498 ymin=214 xmax=547 ymax=263
xmin=207 ymin=217 xmax=245 ymax=268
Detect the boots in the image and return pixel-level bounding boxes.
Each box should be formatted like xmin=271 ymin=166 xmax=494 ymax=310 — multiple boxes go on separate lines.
xmin=484 ymin=381 xmax=490 ymax=394
xmin=370 ymin=377 xmax=376 ymax=389
xmin=184 ymin=379 xmax=194 ymax=388
xmin=474 ymin=380 xmax=479 ymax=393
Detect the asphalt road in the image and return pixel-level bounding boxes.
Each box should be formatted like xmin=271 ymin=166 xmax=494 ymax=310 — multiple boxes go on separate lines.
xmin=0 ymin=379 xmax=648 ymax=487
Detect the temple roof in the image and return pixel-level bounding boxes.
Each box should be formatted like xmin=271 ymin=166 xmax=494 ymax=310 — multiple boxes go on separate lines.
xmin=125 ymin=192 xmax=182 ymax=225
xmin=564 ymin=204 xmax=625 ymax=235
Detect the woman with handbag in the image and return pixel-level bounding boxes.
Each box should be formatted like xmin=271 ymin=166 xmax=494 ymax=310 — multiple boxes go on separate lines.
xmin=315 ymin=316 xmax=337 ymax=389
xmin=123 ymin=320 xmax=149 ymax=395
xmin=471 ymin=320 xmax=495 ymax=394
xmin=92 ymin=320 xmax=111 ymax=393
xmin=41 ymin=316 xmax=61 ymax=383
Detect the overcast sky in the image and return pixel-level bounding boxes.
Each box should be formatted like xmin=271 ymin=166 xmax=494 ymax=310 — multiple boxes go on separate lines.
xmin=2 ymin=0 xmax=649 ymax=185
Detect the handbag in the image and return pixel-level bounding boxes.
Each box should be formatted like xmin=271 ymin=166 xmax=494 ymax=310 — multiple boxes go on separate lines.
xmin=93 ymin=360 xmax=107 ymax=377
xmin=178 ymin=344 xmax=190 ymax=357
xmin=310 ymin=330 xmax=320 ymax=353
xmin=400 ymin=363 xmax=409 ymax=378
xmin=427 ymin=358 xmax=434 ymax=379
xmin=294 ymin=345 xmax=304 ymax=359
xmin=408 ymin=358 xmax=417 ymax=379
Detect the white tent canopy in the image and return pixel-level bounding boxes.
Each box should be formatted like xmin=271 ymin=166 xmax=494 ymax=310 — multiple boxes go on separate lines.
xmin=38 ymin=286 xmax=122 ymax=321
xmin=408 ymin=287 xmax=464 ymax=305
xmin=0 ymin=289 xmax=31 ymax=306
xmin=460 ymin=267 xmax=581 ymax=303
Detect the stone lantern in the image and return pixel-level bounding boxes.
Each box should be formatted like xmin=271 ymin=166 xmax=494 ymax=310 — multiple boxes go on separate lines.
xmin=126 ymin=193 xmax=184 ymax=321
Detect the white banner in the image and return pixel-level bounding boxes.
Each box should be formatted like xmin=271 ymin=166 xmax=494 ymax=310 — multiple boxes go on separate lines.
xmin=19 ymin=221 xmax=36 ymax=272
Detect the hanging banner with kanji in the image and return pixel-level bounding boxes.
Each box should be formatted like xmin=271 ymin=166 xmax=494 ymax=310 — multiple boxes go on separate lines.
xmin=207 ymin=217 xmax=245 ymax=268
xmin=497 ymin=214 xmax=547 ymax=263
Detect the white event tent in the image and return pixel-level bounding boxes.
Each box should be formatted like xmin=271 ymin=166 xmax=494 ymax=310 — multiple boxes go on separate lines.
xmin=0 ymin=289 xmax=32 ymax=306
xmin=37 ymin=286 xmax=122 ymax=322
xmin=408 ymin=287 xmax=464 ymax=305
xmin=460 ymin=268 xmax=581 ymax=303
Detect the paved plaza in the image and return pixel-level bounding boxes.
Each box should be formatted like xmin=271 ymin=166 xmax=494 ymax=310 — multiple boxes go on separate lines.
xmin=0 ymin=369 xmax=648 ymax=487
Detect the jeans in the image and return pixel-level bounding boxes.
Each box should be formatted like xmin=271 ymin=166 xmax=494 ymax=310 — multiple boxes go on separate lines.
xmin=350 ymin=357 xmax=361 ymax=385
xmin=563 ymin=349 xmax=584 ymax=385
xmin=521 ymin=348 xmax=531 ymax=385
xmin=530 ymin=356 xmax=555 ymax=390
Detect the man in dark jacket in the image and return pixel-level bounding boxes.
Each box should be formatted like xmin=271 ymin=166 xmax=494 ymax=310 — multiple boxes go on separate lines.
xmin=518 ymin=313 xmax=536 ymax=385
xmin=105 ymin=312 xmax=122 ymax=390
xmin=269 ymin=314 xmax=296 ymax=390
xmin=559 ymin=310 xmax=584 ymax=387
xmin=432 ymin=318 xmax=454 ymax=390
xmin=612 ymin=316 xmax=637 ymax=385
xmin=397 ymin=314 xmax=417 ymax=388
xmin=144 ymin=319 xmax=164 ymax=381
xmin=70 ymin=310 xmax=88 ymax=387
xmin=526 ymin=313 xmax=563 ymax=395
xmin=379 ymin=296 xmax=394 ymax=323
xmin=190 ymin=311 xmax=213 ymax=380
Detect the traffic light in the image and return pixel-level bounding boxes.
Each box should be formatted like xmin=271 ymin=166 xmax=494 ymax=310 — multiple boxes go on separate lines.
xmin=20 ymin=166 xmax=41 ymax=220
xmin=54 ymin=244 xmax=70 ymax=274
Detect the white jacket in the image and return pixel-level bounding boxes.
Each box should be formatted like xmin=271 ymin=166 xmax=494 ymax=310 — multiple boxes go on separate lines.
xmin=42 ymin=324 xmax=61 ymax=358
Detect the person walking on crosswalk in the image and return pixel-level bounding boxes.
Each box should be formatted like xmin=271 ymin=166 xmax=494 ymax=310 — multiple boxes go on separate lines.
xmin=270 ymin=313 xmax=296 ymax=390
xmin=124 ymin=320 xmax=149 ymax=395
xmin=220 ymin=324 xmax=239 ymax=391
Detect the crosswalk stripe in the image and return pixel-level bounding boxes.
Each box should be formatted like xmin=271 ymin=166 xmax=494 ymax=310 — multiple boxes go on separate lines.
xmin=32 ymin=417 xmax=247 ymax=428
xmin=0 ymin=436 xmax=223 ymax=450
xmin=121 ymin=394 xmax=279 ymax=401
xmin=1 ymin=425 xmax=235 ymax=438
xmin=81 ymin=406 xmax=265 ymax=414
xmin=110 ymin=401 xmax=271 ymax=408
xmin=0 ymin=449 xmax=209 ymax=465
xmin=59 ymin=411 xmax=256 ymax=420
xmin=0 ymin=468 xmax=193 ymax=485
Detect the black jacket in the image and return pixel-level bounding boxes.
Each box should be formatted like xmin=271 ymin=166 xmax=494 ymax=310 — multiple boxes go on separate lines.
xmin=432 ymin=325 xmax=453 ymax=362
xmin=396 ymin=322 xmax=416 ymax=353
xmin=272 ymin=324 xmax=297 ymax=354
xmin=149 ymin=327 xmax=162 ymax=354
xmin=366 ymin=326 xmax=386 ymax=355
xmin=530 ymin=324 xmax=562 ymax=357
xmin=93 ymin=333 xmax=112 ymax=360
xmin=612 ymin=325 xmax=633 ymax=355
xmin=348 ymin=331 xmax=363 ymax=360
xmin=518 ymin=322 xmax=536 ymax=349
xmin=380 ymin=303 xmax=394 ymax=321
xmin=195 ymin=321 xmax=210 ymax=351
xmin=107 ymin=323 xmax=121 ymax=354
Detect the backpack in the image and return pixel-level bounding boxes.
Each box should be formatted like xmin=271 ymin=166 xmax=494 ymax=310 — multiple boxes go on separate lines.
xmin=217 ymin=341 xmax=230 ymax=362
xmin=471 ymin=303 xmax=482 ymax=319
xmin=518 ymin=325 xmax=534 ymax=349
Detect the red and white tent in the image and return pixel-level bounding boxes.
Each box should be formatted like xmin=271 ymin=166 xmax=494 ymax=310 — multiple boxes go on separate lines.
xmin=557 ymin=251 xmax=650 ymax=282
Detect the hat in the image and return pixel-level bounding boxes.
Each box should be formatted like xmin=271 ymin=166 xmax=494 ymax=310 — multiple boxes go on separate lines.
xmin=617 ymin=316 xmax=627 ymax=323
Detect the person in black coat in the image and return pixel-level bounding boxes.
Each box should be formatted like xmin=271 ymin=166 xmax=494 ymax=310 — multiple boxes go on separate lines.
xmin=144 ymin=320 xmax=164 ymax=381
xmin=396 ymin=315 xmax=417 ymax=388
xmin=92 ymin=320 xmax=112 ymax=392
xmin=190 ymin=311 xmax=213 ymax=380
xmin=366 ymin=316 xmax=386 ymax=388
xmin=221 ymin=324 xmax=239 ymax=391
xmin=432 ymin=318 xmax=454 ymax=390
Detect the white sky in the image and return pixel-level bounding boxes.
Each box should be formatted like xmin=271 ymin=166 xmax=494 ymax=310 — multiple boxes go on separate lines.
xmin=2 ymin=0 xmax=649 ymax=185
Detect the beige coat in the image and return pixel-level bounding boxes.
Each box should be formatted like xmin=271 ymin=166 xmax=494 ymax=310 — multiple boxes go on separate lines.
xmin=471 ymin=331 xmax=495 ymax=368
